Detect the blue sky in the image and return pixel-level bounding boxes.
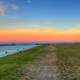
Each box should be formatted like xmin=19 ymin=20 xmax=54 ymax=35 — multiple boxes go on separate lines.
xmin=0 ymin=0 xmax=80 ymax=42
xmin=0 ymin=0 xmax=80 ymax=29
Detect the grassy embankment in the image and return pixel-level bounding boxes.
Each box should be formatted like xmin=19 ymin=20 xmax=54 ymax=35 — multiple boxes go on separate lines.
xmin=0 ymin=45 xmax=46 ymax=80
xmin=56 ymin=44 xmax=80 ymax=80
xmin=0 ymin=44 xmax=80 ymax=80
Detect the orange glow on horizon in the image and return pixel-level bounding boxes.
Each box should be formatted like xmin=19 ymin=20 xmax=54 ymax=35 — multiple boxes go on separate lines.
xmin=0 ymin=28 xmax=80 ymax=42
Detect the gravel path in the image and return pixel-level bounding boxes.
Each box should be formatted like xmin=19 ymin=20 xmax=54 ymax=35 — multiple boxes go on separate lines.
xmin=20 ymin=45 xmax=60 ymax=80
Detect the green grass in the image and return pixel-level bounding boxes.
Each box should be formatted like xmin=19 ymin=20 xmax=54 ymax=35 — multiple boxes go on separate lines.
xmin=55 ymin=44 xmax=80 ymax=80
xmin=0 ymin=45 xmax=46 ymax=80
xmin=1 ymin=44 xmax=80 ymax=80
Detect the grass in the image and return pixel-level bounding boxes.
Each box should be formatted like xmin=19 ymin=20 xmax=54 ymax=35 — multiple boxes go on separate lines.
xmin=0 ymin=45 xmax=46 ymax=80
xmin=55 ymin=44 xmax=80 ymax=80
xmin=0 ymin=44 xmax=80 ymax=80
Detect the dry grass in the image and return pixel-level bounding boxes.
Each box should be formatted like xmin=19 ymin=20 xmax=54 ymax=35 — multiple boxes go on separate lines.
xmin=56 ymin=44 xmax=80 ymax=80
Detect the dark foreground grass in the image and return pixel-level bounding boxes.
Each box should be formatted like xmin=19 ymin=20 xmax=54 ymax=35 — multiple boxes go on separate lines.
xmin=55 ymin=44 xmax=80 ymax=80
xmin=0 ymin=45 xmax=46 ymax=80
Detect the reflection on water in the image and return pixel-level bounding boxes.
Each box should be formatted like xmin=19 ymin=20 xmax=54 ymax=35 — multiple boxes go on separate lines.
xmin=0 ymin=45 xmax=38 ymax=58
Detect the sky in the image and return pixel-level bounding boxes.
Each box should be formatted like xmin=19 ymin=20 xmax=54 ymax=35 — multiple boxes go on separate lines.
xmin=0 ymin=0 xmax=80 ymax=43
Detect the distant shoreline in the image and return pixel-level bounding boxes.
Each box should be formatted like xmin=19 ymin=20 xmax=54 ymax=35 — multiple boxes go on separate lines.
xmin=0 ymin=42 xmax=80 ymax=46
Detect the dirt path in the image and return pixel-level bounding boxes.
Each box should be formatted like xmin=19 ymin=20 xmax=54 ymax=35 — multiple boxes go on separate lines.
xmin=20 ymin=45 xmax=60 ymax=80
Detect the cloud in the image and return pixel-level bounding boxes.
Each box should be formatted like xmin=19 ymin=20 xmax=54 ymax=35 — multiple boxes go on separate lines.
xmin=0 ymin=0 xmax=32 ymax=16
xmin=31 ymin=24 xmax=41 ymax=27
xmin=0 ymin=2 xmax=7 ymax=15
xmin=26 ymin=0 xmax=32 ymax=3
xmin=11 ymin=4 xmax=18 ymax=11
xmin=0 ymin=1 xmax=18 ymax=16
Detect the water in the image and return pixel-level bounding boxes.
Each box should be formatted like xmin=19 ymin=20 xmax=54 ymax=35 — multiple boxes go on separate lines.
xmin=0 ymin=45 xmax=38 ymax=58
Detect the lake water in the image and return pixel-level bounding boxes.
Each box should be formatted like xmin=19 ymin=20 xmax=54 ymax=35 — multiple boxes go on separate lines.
xmin=0 ymin=45 xmax=38 ymax=58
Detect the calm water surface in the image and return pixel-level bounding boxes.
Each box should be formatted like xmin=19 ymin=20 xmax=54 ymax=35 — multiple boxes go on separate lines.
xmin=0 ymin=45 xmax=38 ymax=58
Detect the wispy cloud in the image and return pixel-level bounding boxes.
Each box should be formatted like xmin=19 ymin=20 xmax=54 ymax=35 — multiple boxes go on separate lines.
xmin=0 ymin=0 xmax=32 ymax=16
xmin=10 ymin=4 xmax=18 ymax=11
xmin=0 ymin=1 xmax=18 ymax=16
xmin=0 ymin=2 xmax=7 ymax=15
xmin=31 ymin=24 xmax=41 ymax=27
xmin=27 ymin=0 xmax=32 ymax=3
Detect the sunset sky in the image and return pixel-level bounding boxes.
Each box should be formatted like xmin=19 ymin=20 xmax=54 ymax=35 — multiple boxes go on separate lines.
xmin=0 ymin=0 xmax=80 ymax=43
